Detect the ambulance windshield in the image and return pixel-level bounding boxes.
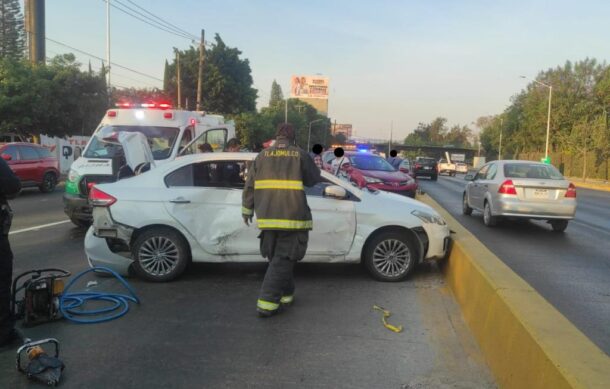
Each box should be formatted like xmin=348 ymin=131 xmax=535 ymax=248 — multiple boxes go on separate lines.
xmin=84 ymin=125 xmax=180 ymax=160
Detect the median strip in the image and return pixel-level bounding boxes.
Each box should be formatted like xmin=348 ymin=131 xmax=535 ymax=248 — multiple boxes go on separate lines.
xmin=419 ymin=194 xmax=610 ymax=389
xmin=10 ymin=220 xmax=72 ymax=235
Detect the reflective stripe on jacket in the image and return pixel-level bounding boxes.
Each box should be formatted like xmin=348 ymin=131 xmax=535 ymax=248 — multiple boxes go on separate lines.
xmin=242 ymin=137 xmax=321 ymax=231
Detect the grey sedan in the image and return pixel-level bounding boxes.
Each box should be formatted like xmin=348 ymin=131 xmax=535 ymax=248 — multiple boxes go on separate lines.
xmin=462 ymin=160 xmax=577 ymax=232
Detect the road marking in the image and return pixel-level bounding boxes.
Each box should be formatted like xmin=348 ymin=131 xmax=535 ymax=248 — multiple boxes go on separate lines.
xmin=10 ymin=220 xmax=72 ymax=235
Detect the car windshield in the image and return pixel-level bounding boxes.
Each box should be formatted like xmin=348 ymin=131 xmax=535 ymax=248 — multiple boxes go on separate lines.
xmin=84 ymin=126 xmax=180 ymax=160
xmin=503 ymin=163 xmax=564 ymax=180
xmin=350 ymin=155 xmax=395 ymax=172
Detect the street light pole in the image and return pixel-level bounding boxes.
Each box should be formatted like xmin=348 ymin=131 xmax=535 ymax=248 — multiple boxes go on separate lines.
xmin=307 ymin=119 xmax=324 ymax=152
xmin=521 ymin=76 xmax=552 ymax=160
xmin=498 ymin=118 xmax=503 ymax=160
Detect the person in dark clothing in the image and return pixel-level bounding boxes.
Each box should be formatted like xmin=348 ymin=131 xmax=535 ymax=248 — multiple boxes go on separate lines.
xmin=0 ymin=157 xmax=21 ymax=347
xmin=387 ymin=149 xmax=403 ymax=169
xmin=310 ymin=144 xmax=323 ymax=170
xmin=242 ymin=123 xmax=321 ymax=317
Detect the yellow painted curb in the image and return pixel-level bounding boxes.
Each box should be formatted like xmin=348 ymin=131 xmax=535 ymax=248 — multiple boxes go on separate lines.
xmin=573 ymin=181 xmax=610 ymax=192
xmin=419 ymin=194 xmax=610 ymax=389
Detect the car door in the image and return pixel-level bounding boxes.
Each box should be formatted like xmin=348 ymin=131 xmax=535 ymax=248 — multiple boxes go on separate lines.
xmin=304 ymin=180 xmax=357 ymax=256
xmin=163 ymin=159 xmax=260 ymax=256
xmin=17 ymin=145 xmax=41 ymax=183
xmin=2 ymin=145 xmax=22 ymax=178
xmin=469 ymin=164 xmax=490 ymax=209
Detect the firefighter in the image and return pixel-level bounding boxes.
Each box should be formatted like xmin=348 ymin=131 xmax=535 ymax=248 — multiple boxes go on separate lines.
xmin=242 ymin=123 xmax=321 ymax=317
xmin=0 ymin=156 xmax=21 ymax=347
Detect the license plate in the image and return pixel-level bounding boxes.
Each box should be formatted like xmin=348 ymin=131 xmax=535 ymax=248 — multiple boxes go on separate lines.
xmin=532 ymin=189 xmax=548 ymax=199
xmin=424 ymin=166 xmax=431 ymax=170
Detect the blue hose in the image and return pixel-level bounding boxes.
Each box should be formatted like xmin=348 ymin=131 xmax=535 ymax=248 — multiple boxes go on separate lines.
xmin=59 ymin=266 xmax=140 ymax=324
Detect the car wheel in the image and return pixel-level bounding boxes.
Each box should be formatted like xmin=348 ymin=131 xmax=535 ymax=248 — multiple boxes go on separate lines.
xmin=462 ymin=193 xmax=473 ymax=215
xmin=70 ymin=217 xmax=91 ymax=228
xmin=550 ymin=220 xmax=568 ymax=233
xmin=431 ymin=175 xmax=438 ymax=181
xmin=363 ymin=231 xmax=416 ymax=282
xmin=39 ymin=172 xmax=58 ymax=193
xmin=483 ymin=201 xmax=497 ymax=227
xmin=132 ymin=227 xmax=190 ymax=282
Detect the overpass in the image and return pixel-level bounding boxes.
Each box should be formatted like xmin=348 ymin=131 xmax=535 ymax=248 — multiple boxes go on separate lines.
xmin=372 ymin=144 xmax=478 ymax=161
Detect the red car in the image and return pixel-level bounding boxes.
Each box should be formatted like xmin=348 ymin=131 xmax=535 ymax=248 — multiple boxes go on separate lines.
xmin=0 ymin=142 xmax=60 ymax=193
xmin=333 ymin=151 xmax=418 ymax=198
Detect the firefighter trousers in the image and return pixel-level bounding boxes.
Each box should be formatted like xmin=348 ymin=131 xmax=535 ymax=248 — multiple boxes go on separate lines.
xmin=257 ymin=230 xmax=309 ymax=311
xmin=0 ymin=235 xmax=14 ymax=343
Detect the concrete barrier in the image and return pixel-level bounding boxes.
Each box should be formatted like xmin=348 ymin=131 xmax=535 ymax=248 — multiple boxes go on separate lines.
xmin=420 ymin=194 xmax=610 ymax=389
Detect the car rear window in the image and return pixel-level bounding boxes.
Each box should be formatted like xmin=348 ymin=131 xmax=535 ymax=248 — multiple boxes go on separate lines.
xmin=503 ymin=163 xmax=564 ymax=180
xmin=2 ymin=145 xmax=19 ymax=160
xmin=36 ymin=147 xmax=54 ymax=158
xmin=416 ymin=158 xmax=436 ymax=163
xmin=19 ymin=146 xmax=40 ymax=160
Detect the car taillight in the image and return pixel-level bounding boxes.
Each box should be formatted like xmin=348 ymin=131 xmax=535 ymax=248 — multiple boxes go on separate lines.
xmin=89 ymin=187 xmax=117 ymax=207
xmin=107 ymin=110 xmax=117 ymax=117
xmin=565 ymin=183 xmax=576 ymax=198
xmin=415 ymin=164 xmax=421 ymax=169
xmin=498 ymin=180 xmax=517 ymax=195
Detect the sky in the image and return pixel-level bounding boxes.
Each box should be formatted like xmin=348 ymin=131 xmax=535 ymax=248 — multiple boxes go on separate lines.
xmin=40 ymin=0 xmax=610 ymax=140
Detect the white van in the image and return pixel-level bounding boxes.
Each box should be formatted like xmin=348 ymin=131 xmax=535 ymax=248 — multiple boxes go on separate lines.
xmin=64 ymin=103 xmax=235 ymax=227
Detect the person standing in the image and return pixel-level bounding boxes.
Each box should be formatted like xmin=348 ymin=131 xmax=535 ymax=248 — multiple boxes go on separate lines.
xmin=242 ymin=123 xmax=321 ymax=317
xmin=331 ymin=147 xmax=349 ymax=177
xmin=0 ymin=157 xmax=21 ymax=347
xmin=311 ymin=144 xmax=323 ymax=170
xmin=387 ymin=150 xmax=403 ymax=170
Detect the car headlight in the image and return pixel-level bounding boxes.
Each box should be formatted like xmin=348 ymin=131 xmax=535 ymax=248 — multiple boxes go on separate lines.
xmin=364 ymin=176 xmax=383 ymax=184
xmin=411 ymin=210 xmax=446 ymax=225
xmin=68 ymin=169 xmax=79 ymax=182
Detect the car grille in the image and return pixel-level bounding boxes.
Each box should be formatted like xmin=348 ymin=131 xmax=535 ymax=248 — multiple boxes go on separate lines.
xmin=79 ymin=175 xmax=116 ymax=196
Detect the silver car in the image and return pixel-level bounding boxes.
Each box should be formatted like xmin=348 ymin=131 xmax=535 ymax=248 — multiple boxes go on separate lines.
xmin=462 ymin=160 xmax=577 ymax=232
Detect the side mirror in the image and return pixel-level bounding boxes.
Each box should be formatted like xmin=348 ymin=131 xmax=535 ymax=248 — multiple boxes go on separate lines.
xmin=464 ymin=173 xmax=475 ymax=181
xmin=323 ymin=185 xmax=348 ymax=199
xmin=1 ymin=153 xmax=11 ymax=161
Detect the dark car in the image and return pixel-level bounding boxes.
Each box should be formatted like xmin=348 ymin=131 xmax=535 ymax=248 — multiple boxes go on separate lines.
xmin=0 ymin=142 xmax=60 ymax=193
xmin=413 ymin=156 xmax=438 ymax=181
xmin=338 ymin=152 xmax=418 ymax=197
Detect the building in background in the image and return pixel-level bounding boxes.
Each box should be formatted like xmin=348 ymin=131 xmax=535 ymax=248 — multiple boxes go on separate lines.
xmin=331 ymin=123 xmax=352 ymax=139
xmin=290 ymin=75 xmax=329 ymax=116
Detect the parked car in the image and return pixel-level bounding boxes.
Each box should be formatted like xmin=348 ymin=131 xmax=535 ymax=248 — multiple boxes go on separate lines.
xmin=462 ymin=160 xmax=576 ymax=231
xmin=398 ymin=159 xmax=412 ymax=175
xmin=0 ymin=142 xmax=60 ymax=193
xmin=85 ymin=152 xmax=450 ymax=283
xmin=336 ymin=152 xmax=417 ymax=198
xmin=438 ymin=158 xmax=457 ymax=176
xmin=413 ymin=157 xmax=438 ymax=181
xmin=456 ymin=162 xmax=469 ymax=174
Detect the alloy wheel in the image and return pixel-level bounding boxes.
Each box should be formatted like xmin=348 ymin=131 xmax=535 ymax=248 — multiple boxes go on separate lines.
xmin=372 ymin=239 xmax=412 ymax=278
xmin=138 ymin=237 xmax=180 ymax=276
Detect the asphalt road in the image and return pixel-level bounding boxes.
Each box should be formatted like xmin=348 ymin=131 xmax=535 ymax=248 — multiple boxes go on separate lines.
xmin=419 ymin=175 xmax=610 ymax=355
xmin=1 ymin=187 xmax=494 ymax=388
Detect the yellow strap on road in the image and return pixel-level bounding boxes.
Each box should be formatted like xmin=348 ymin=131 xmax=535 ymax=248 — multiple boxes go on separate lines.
xmin=242 ymin=206 xmax=254 ymax=215
xmin=373 ymin=305 xmax=403 ymax=333
xmin=254 ymin=179 xmax=304 ymax=190
xmin=257 ymin=219 xmax=313 ymax=230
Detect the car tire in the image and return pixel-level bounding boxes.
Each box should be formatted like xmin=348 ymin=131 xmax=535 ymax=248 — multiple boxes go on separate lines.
xmin=70 ymin=217 xmax=91 ymax=228
xmin=431 ymin=175 xmax=438 ymax=181
xmin=550 ymin=220 xmax=568 ymax=233
xmin=483 ymin=201 xmax=497 ymax=227
xmin=462 ymin=193 xmax=473 ymax=215
xmin=363 ymin=231 xmax=416 ymax=282
xmin=39 ymin=172 xmax=58 ymax=193
xmin=132 ymin=227 xmax=190 ymax=282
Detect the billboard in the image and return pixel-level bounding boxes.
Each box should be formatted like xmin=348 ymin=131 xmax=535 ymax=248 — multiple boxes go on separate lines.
xmin=332 ymin=123 xmax=352 ymax=138
xmin=290 ymin=75 xmax=329 ymax=99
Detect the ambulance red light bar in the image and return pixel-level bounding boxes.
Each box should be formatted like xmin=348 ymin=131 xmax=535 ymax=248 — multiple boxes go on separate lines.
xmin=115 ymin=102 xmax=173 ymax=109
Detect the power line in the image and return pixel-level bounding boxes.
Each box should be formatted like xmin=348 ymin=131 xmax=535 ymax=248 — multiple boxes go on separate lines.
xmin=46 ymin=37 xmax=163 ymax=82
xmin=124 ymin=0 xmax=199 ymax=40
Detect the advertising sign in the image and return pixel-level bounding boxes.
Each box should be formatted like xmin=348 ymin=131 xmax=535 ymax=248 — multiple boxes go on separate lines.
xmin=450 ymin=153 xmax=466 ymax=162
xmin=332 ymin=124 xmax=353 ymax=138
xmin=290 ymin=75 xmax=329 ymax=99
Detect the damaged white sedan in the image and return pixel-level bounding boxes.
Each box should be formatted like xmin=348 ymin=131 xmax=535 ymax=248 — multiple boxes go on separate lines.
xmin=85 ymin=152 xmax=450 ymax=282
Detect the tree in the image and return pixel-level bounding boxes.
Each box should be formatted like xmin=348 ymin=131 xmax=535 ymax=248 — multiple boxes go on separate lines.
xmin=164 ymin=34 xmax=258 ymax=114
xmin=269 ymin=80 xmax=283 ymax=107
xmin=0 ymin=0 xmax=25 ymax=60
xmin=404 ymin=117 xmax=471 ymax=147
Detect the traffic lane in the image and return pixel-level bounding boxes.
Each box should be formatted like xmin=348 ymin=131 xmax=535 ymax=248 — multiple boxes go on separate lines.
xmin=9 ymin=188 xmax=67 ymax=230
xmin=419 ymin=176 xmax=610 ymax=355
xmin=1 ymin=225 xmax=494 ymax=388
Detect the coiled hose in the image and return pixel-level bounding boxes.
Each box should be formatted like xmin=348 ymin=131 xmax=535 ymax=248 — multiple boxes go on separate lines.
xmin=59 ymin=266 xmax=140 ymax=324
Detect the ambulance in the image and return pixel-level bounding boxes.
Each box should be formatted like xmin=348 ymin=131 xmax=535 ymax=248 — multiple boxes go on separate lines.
xmin=63 ymin=102 xmax=235 ymax=227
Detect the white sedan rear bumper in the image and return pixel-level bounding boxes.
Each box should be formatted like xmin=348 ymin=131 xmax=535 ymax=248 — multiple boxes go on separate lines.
xmin=84 ymin=226 xmax=134 ymax=276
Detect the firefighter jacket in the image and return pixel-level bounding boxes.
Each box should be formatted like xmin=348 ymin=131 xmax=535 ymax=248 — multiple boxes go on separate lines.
xmin=242 ymin=137 xmax=321 ymax=230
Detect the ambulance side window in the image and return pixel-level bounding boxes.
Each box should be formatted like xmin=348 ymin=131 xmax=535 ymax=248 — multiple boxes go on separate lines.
xmin=205 ymin=128 xmax=227 ymax=152
xmin=180 ymin=127 xmax=193 ymax=151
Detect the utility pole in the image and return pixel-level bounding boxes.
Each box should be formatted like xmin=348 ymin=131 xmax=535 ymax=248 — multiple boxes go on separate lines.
xmin=285 ymin=98 xmax=288 ymax=123
xmin=498 ymin=118 xmax=503 ymax=160
xmin=175 ymin=48 xmax=182 ymax=109
xmin=25 ymin=0 xmax=46 ymax=64
xmin=388 ymin=121 xmax=393 ymax=155
xmin=196 ymin=29 xmax=205 ymax=111
xmin=106 ymin=0 xmax=111 ymax=90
